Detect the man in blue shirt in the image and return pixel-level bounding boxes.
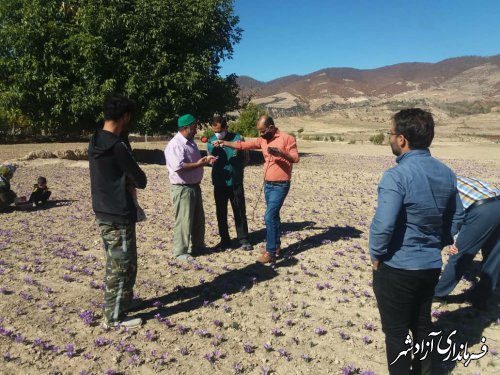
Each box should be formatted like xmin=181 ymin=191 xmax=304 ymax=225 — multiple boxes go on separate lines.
xmin=369 ymin=108 xmax=464 ymax=375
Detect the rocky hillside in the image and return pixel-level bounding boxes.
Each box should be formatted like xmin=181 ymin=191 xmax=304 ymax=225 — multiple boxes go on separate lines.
xmin=237 ymin=55 xmax=500 ymax=119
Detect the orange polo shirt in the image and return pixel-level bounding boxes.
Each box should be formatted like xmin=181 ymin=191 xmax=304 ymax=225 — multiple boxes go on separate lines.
xmin=236 ymin=129 xmax=299 ymax=181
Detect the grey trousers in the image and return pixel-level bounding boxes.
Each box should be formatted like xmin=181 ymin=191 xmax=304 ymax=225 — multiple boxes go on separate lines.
xmin=171 ymin=184 xmax=205 ymax=256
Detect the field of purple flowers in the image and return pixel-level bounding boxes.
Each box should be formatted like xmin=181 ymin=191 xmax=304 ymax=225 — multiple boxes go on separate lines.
xmin=0 ymin=149 xmax=499 ymax=374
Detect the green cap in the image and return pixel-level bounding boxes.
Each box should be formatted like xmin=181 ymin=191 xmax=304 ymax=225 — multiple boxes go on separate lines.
xmin=178 ymin=114 xmax=196 ymax=128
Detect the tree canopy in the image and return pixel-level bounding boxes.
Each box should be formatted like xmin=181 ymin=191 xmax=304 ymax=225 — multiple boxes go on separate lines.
xmin=229 ymin=103 xmax=267 ymax=138
xmin=0 ymin=0 xmax=242 ymax=135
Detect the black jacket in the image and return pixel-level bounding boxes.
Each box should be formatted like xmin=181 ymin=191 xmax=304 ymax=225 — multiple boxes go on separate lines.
xmin=89 ymin=129 xmax=147 ymax=223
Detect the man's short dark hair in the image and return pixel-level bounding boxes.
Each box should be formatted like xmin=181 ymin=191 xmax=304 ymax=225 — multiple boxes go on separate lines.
xmin=393 ymin=108 xmax=434 ymax=149
xmin=37 ymin=176 xmax=47 ymax=185
xmin=212 ymin=115 xmax=227 ymax=128
xmin=103 ymin=94 xmax=136 ymax=121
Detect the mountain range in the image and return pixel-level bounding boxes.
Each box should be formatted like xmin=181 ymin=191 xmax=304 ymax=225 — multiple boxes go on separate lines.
xmin=236 ymin=55 xmax=500 ymax=119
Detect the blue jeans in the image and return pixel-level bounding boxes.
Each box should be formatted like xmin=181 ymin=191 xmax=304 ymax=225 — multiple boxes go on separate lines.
xmin=435 ymin=199 xmax=500 ymax=298
xmin=264 ymin=181 xmax=290 ymax=255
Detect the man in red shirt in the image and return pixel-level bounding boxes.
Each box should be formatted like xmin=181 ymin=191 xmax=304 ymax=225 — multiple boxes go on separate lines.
xmin=213 ymin=115 xmax=299 ymax=263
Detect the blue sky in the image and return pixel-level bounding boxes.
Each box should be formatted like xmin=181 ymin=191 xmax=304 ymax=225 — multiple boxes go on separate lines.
xmin=220 ymin=0 xmax=500 ymax=82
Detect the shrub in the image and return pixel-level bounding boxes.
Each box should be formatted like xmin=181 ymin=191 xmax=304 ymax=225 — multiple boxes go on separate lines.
xmin=369 ymin=132 xmax=385 ymax=145
xmin=230 ymin=103 xmax=267 ymax=137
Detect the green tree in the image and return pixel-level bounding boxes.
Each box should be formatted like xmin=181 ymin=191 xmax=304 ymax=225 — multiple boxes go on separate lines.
xmin=230 ymin=102 xmax=266 ymax=137
xmin=0 ymin=0 xmax=242 ymax=135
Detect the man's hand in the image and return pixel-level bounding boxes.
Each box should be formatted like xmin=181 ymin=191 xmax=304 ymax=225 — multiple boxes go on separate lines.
xmin=372 ymin=259 xmax=381 ymax=270
xmin=212 ymin=140 xmax=224 ymax=147
xmin=268 ymin=147 xmax=283 ymax=157
xmin=448 ymin=243 xmax=459 ymax=255
xmin=207 ymin=155 xmax=217 ymax=166
xmin=198 ymin=155 xmax=217 ymax=167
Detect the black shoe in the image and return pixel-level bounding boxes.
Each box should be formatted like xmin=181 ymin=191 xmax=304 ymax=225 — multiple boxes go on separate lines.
xmin=192 ymin=246 xmax=210 ymax=256
xmin=215 ymin=240 xmax=233 ymax=251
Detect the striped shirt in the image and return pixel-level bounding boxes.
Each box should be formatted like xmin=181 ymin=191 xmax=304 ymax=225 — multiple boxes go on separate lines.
xmin=457 ymin=176 xmax=499 ymax=210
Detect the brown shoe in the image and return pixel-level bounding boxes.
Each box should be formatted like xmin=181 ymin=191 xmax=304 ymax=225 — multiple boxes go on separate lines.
xmin=256 ymin=252 xmax=276 ymax=264
xmin=261 ymin=247 xmax=280 ymax=258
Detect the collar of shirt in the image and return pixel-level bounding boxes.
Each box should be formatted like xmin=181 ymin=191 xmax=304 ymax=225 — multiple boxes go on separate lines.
xmin=175 ymin=131 xmax=195 ymax=146
xmin=396 ymin=148 xmax=430 ymax=164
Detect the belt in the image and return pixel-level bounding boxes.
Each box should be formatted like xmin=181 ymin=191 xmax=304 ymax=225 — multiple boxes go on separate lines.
xmin=174 ymin=183 xmax=200 ymax=187
xmin=264 ymin=180 xmax=290 ymax=186
xmin=467 ymin=195 xmax=500 ymax=212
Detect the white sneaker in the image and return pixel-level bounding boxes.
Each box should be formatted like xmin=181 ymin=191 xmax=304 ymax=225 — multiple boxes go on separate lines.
xmin=176 ymin=254 xmax=193 ymax=261
xmin=103 ymin=316 xmax=143 ymax=329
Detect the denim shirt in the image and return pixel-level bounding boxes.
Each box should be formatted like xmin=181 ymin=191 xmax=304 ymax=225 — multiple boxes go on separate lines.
xmin=369 ymin=149 xmax=464 ymax=270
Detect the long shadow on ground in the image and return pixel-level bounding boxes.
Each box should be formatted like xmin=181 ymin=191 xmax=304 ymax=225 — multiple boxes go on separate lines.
xmin=134 ymin=223 xmax=363 ymax=322
xmin=430 ymin=291 xmax=500 ymax=373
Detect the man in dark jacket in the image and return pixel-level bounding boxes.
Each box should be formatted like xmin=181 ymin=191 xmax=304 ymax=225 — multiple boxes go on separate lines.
xmin=89 ymin=94 xmax=147 ymax=328
xmin=207 ymin=115 xmax=252 ymax=251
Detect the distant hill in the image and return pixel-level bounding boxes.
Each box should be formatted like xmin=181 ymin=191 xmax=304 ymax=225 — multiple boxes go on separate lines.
xmin=236 ymin=55 xmax=500 ymax=118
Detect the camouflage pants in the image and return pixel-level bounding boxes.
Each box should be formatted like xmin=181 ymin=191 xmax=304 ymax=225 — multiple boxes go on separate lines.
xmin=97 ymin=220 xmax=137 ymax=324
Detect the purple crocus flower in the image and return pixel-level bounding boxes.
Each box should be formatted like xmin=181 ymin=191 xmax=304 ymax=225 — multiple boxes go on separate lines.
xmin=277 ymin=348 xmax=292 ymax=361
xmin=14 ymin=334 xmax=24 ymax=343
xmin=79 ymin=310 xmax=95 ymax=326
xmin=271 ymin=328 xmax=283 ymax=337
xmin=65 ymin=343 xmax=75 ymax=358
xmin=301 ymin=353 xmax=312 ymax=362
xmin=342 ymin=364 xmax=359 ymax=375
xmin=339 ymin=331 xmax=350 ymax=340
xmin=243 ymin=343 xmax=254 ymax=354
xmin=314 ymin=327 xmax=327 ymax=336
xmin=263 ymin=343 xmax=273 ymax=352
xmin=232 ymin=362 xmax=243 ymax=373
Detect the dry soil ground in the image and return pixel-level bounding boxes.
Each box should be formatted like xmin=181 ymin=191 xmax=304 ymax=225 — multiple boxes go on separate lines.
xmin=0 ymin=137 xmax=499 ymax=375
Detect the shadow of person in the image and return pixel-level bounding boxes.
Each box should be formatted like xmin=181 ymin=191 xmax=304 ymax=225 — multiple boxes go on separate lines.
xmin=430 ymin=292 xmax=500 ymax=374
xmin=0 ymin=206 xmax=16 ymax=214
xmin=276 ymin=225 xmax=364 ymax=267
xmin=247 ymin=220 xmax=318 ymax=245
xmin=136 ymin=262 xmax=278 ymax=323
xmin=132 ymin=224 xmax=363 ymax=321
xmin=31 ymin=199 xmax=76 ymax=211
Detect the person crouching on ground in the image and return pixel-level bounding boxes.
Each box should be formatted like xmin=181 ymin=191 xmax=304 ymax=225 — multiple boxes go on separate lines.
xmin=212 ymin=115 xmax=299 ymax=264
xmin=28 ymin=176 xmax=51 ymax=206
xmin=0 ymin=163 xmax=17 ymax=211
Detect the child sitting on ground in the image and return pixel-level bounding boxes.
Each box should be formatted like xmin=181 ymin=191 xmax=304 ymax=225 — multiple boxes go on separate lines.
xmin=28 ymin=176 xmax=51 ymax=206
xmin=0 ymin=163 xmax=17 ymax=210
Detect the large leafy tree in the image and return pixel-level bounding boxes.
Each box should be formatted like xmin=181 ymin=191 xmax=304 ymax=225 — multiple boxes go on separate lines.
xmin=0 ymin=0 xmax=241 ymax=134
